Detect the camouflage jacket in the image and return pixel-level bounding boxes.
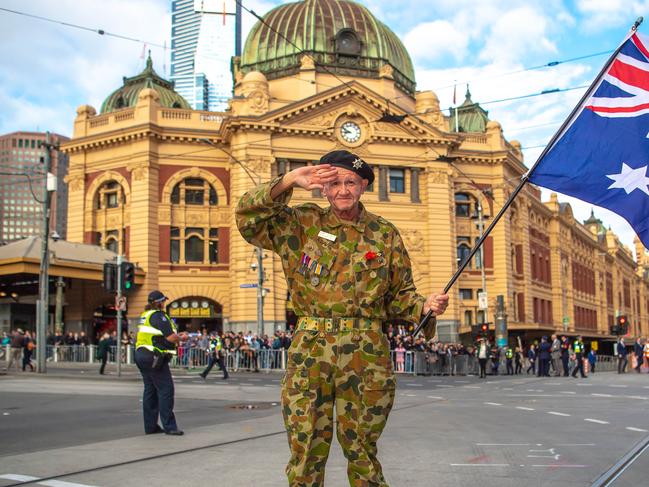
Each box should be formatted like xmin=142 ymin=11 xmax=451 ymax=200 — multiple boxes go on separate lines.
xmin=236 ymin=177 xmax=427 ymax=325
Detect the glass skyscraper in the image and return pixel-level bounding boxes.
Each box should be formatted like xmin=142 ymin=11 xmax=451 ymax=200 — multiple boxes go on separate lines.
xmin=170 ymin=0 xmax=238 ymax=112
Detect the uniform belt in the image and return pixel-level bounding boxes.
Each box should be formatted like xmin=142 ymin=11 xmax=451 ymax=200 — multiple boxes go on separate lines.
xmin=296 ymin=316 xmax=382 ymax=332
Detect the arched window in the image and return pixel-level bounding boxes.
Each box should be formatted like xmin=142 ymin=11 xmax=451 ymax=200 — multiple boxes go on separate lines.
xmin=457 ymin=236 xmax=472 ymax=269
xmin=106 ymin=238 xmax=119 ymax=253
xmin=455 ymin=193 xmax=471 ymax=217
xmin=185 ymin=235 xmax=204 ymax=262
xmin=95 ymin=181 xmax=126 ymax=210
xmin=170 ymin=178 xmax=218 ymax=206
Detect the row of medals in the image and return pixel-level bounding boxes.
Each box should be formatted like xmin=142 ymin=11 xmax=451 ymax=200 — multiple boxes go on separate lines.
xmin=298 ymin=252 xmax=329 ymax=286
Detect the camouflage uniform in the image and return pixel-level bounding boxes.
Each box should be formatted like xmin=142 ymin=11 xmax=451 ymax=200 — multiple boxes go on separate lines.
xmin=236 ymin=177 xmax=432 ymax=486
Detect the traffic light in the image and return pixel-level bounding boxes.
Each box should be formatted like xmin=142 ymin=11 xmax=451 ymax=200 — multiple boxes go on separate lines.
xmin=480 ymin=323 xmax=489 ymax=334
xmin=617 ymin=315 xmax=628 ymax=335
xmin=103 ymin=263 xmax=117 ymax=293
xmin=120 ymin=261 xmax=136 ymax=293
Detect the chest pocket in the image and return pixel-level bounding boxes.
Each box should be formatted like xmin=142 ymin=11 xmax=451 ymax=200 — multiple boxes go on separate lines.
xmin=352 ymin=253 xmax=389 ymax=298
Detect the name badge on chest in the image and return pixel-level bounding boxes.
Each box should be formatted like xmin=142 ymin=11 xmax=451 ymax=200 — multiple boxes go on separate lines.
xmin=318 ymin=230 xmax=336 ymax=242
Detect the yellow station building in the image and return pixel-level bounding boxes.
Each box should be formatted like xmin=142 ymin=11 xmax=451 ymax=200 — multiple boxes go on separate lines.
xmin=56 ymin=0 xmax=648 ymax=347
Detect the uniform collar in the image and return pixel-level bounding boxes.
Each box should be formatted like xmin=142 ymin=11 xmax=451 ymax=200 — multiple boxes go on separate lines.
xmin=323 ymin=202 xmax=368 ymax=233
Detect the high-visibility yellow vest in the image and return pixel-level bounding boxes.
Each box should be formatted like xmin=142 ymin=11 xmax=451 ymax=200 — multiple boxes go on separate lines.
xmin=573 ymin=341 xmax=583 ymax=354
xmin=136 ymin=310 xmax=177 ymax=355
xmin=208 ymin=337 xmax=222 ymax=353
xmin=506 ymin=349 xmax=513 ymax=359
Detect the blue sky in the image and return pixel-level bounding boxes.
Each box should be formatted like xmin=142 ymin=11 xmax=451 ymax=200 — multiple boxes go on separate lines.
xmin=0 ymin=0 xmax=647 ymax=252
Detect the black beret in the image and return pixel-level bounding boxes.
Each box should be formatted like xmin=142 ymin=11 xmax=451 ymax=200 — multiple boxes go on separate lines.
xmin=319 ymin=150 xmax=374 ymax=185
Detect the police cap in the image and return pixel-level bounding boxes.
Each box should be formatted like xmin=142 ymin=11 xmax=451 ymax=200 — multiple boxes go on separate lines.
xmin=319 ymin=150 xmax=374 ymax=185
xmin=147 ymin=290 xmax=168 ymax=303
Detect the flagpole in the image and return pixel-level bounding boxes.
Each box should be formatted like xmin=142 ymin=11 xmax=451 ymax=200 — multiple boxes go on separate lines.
xmin=412 ymin=17 xmax=643 ymax=338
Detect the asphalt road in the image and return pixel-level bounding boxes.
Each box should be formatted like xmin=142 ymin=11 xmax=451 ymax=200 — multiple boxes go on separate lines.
xmin=1 ymin=369 xmax=649 ymax=486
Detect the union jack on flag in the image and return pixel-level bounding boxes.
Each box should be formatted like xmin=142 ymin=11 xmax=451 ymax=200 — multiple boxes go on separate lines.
xmin=585 ymin=33 xmax=649 ymax=118
xmin=529 ymin=29 xmax=649 ymax=248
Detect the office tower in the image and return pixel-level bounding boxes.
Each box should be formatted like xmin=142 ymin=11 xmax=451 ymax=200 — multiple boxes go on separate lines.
xmin=0 ymin=132 xmax=69 ymax=244
xmin=170 ymin=0 xmax=238 ymax=111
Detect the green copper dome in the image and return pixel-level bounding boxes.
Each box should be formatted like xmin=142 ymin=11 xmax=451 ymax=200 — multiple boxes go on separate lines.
xmin=101 ymin=55 xmax=191 ymax=113
xmin=240 ymin=0 xmax=416 ymax=94
xmin=450 ymin=86 xmax=490 ymax=133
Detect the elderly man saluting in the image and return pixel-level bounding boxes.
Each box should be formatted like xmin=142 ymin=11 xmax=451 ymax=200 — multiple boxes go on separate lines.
xmin=236 ymin=150 xmax=449 ymax=487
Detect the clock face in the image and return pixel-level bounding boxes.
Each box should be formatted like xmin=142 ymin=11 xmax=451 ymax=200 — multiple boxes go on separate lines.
xmin=340 ymin=121 xmax=361 ymax=143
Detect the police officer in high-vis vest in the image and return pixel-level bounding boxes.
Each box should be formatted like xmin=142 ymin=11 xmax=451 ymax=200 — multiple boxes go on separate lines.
xmin=505 ymin=346 xmax=514 ymax=375
xmin=200 ymin=333 xmax=229 ymax=380
xmin=135 ymin=290 xmax=188 ymax=435
xmin=571 ymin=335 xmax=587 ymax=378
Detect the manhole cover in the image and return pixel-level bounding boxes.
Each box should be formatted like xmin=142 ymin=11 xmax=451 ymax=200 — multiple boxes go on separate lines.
xmin=229 ymin=402 xmax=278 ymax=410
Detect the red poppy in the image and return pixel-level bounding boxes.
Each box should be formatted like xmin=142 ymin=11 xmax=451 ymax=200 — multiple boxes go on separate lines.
xmin=364 ymin=251 xmax=378 ymax=261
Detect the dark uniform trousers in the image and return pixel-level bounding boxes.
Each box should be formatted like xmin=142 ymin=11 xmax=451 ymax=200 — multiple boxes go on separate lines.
xmin=572 ymin=353 xmax=586 ymax=378
xmin=134 ymin=348 xmax=178 ymax=433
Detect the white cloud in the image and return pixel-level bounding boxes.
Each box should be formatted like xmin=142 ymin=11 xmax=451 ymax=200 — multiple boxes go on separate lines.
xmin=576 ymin=0 xmax=649 ymax=31
xmin=404 ymin=20 xmax=469 ymax=63
xmin=0 ymin=0 xmax=170 ymax=136
xmin=479 ymin=6 xmax=557 ymax=63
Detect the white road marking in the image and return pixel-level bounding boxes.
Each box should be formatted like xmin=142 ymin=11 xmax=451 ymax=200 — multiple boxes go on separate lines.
xmin=263 ymin=384 xmax=275 ymax=387
xmin=591 ymin=393 xmax=612 ymax=397
xmin=427 ymin=396 xmax=444 ymax=400
xmin=628 ymin=396 xmax=649 ymax=400
xmin=610 ymin=385 xmax=628 ymax=388
xmin=530 ymin=465 xmax=588 ymax=468
xmin=436 ymin=385 xmax=453 ymax=388
xmin=0 ymin=475 xmax=99 ymax=487
xmin=42 ymin=481 xmax=100 ymax=487
xmin=454 ymin=380 xmax=469 ymax=383
xmin=556 ymin=444 xmax=596 ymax=446
xmin=516 ymin=407 xmax=535 ymax=411
xmin=405 ymin=383 xmax=423 ymax=387
xmin=477 ymin=443 xmax=530 ymax=446
xmin=450 ymin=464 xmax=510 ymax=467
xmin=626 ymin=427 xmax=648 ymax=432
xmin=502 ymin=387 xmax=514 ymax=391
xmin=464 ymin=386 xmax=480 ymax=389
xmin=406 ymin=394 xmax=417 ymax=397
xmin=485 ymin=402 xmax=503 ymax=406
xmin=548 ymin=411 xmax=570 ymax=417
xmin=576 ymin=383 xmax=592 ymax=386
xmin=559 ymin=391 xmax=576 ymax=395
xmin=584 ymin=418 xmax=609 ymax=424
xmin=0 ymin=475 xmax=39 ymax=482
xmin=240 ymin=383 xmax=255 ymax=386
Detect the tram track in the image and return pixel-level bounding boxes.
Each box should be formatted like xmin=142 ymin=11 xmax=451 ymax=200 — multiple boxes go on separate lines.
xmin=590 ymin=433 xmax=649 ymax=487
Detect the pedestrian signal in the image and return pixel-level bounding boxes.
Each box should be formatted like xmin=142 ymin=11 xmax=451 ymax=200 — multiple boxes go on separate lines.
xmin=480 ymin=323 xmax=489 ymax=333
xmin=121 ymin=261 xmax=136 ymax=293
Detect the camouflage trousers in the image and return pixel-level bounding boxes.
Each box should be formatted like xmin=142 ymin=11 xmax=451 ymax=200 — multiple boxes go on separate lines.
xmin=282 ymin=329 xmax=396 ymax=487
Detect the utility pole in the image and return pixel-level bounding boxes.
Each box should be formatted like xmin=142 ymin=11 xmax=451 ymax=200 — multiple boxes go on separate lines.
xmin=37 ymin=132 xmax=55 ymax=374
xmin=54 ymin=276 xmax=65 ymax=334
xmin=116 ymin=254 xmax=123 ymax=377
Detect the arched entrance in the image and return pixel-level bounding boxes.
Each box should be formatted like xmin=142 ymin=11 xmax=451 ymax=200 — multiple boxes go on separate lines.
xmin=167 ymin=297 xmax=222 ymax=333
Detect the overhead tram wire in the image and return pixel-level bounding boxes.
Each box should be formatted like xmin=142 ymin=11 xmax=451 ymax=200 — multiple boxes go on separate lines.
xmin=0 ymin=7 xmax=165 ymax=49
xmin=419 ymin=48 xmax=614 ymax=95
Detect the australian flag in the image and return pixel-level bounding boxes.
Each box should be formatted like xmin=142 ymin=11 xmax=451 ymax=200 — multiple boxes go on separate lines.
xmin=529 ymin=31 xmax=649 ymax=248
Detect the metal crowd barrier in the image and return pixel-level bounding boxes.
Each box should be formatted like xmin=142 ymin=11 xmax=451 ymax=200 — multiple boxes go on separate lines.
xmin=1 ymin=344 xmax=633 ymax=376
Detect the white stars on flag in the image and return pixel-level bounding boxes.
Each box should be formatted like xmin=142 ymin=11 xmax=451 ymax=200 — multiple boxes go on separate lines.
xmin=606 ymin=162 xmax=649 ymax=196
